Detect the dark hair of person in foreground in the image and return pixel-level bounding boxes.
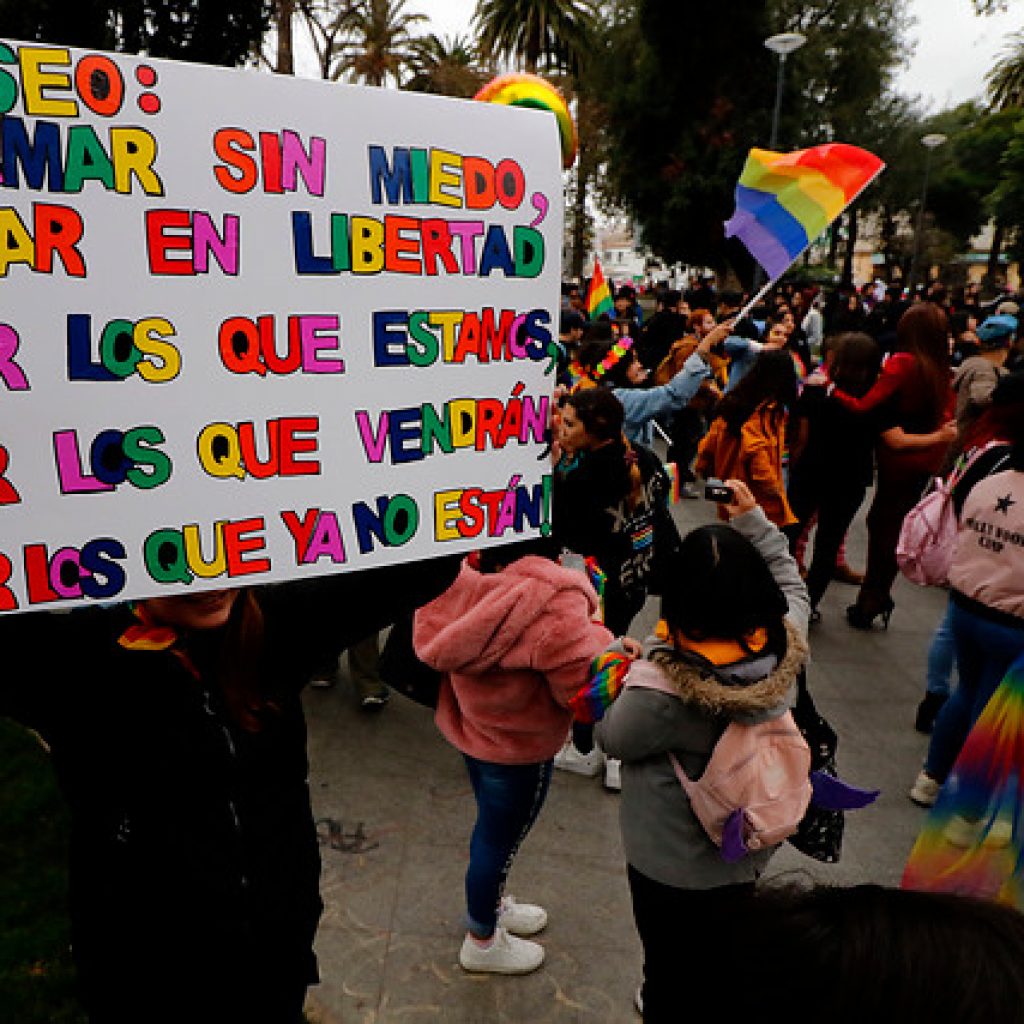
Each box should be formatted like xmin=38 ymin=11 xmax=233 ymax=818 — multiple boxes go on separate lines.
xmin=726 ymin=883 xmax=1024 ymax=1023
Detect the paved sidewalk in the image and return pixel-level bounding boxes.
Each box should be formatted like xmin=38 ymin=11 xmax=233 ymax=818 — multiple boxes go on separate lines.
xmin=302 ymin=489 xmax=946 ymax=1023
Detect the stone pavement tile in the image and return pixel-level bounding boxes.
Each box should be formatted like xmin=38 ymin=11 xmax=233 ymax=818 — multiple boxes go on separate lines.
xmin=371 ymin=938 xmax=642 ymax=1024
xmin=527 ymin=773 xmax=626 ymax=861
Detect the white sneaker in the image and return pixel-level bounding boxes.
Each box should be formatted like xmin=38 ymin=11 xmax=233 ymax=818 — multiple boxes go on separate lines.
xmin=554 ymin=740 xmax=603 ymax=777
xmin=942 ymin=815 xmax=981 ymax=849
xmin=909 ymin=770 xmax=941 ymax=807
xmin=498 ymin=895 xmax=548 ymax=936
xmin=459 ymin=926 xmax=545 ymax=974
xmin=604 ymin=757 xmax=622 ymax=791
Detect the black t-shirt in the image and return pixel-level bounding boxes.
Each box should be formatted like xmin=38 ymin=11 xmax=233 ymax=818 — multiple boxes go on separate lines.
xmin=790 ymin=383 xmax=877 ymax=489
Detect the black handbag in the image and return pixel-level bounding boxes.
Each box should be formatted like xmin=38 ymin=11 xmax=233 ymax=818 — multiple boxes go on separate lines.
xmin=788 ymin=668 xmax=845 ymax=863
xmin=379 ymin=613 xmax=442 ymax=709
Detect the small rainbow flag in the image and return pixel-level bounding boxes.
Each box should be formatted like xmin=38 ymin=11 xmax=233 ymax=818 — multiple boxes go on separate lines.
xmin=724 ymin=143 xmax=884 ymax=281
xmin=585 ymin=258 xmax=614 ymax=319
xmin=664 ymin=462 xmax=681 ymax=503
xmin=569 ymin=649 xmax=632 ymax=724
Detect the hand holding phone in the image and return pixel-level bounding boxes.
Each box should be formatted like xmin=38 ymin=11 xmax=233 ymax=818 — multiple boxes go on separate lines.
xmin=704 ymin=479 xmax=735 ymax=503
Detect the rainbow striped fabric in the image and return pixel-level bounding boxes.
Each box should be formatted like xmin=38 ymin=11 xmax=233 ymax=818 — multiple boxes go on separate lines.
xmin=724 ymin=144 xmax=884 ymax=280
xmin=586 ymin=257 xmax=614 ymax=319
xmin=569 ymin=649 xmax=632 ymax=724
xmin=902 ymin=652 xmax=1024 ymax=908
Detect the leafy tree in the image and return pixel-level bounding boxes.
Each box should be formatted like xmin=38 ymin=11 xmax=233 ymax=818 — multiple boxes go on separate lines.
xmin=0 ymin=0 xmax=272 ymax=66
xmin=927 ymin=104 xmax=1022 ymax=282
xmin=991 ymin=112 xmax=1024 ymax=268
xmin=988 ymin=30 xmax=1024 ymax=111
xmin=297 ymin=0 xmax=353 ymax=80
xmin=472 ymin=0 xmax=596 ymax=74
xmin=328 ymin=0 xmax=425 ymax=85
xmin=596 ymin=0 xmax=909 ymax=285
xmin=597 ymin=0 xmax=775 ymax=281
xmin=404 ymin=33 xmax=488 ymax=96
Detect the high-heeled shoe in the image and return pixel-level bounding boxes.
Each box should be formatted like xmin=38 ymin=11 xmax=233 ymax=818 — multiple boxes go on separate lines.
xmin=845 ymin=597 xmax=895 ymax=631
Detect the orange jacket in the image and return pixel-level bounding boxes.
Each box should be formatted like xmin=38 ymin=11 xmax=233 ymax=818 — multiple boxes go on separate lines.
xmin=695 ymin=401 xmax=797 ymax=527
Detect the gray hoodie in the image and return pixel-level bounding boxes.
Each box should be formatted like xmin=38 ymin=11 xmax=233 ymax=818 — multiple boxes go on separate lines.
xmin=595 ymin=508 xmax=810 ymax=889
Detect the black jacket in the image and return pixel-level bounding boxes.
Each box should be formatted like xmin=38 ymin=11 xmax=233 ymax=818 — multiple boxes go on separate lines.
xmin=0 ymin=557 xmax=458 ymax=1022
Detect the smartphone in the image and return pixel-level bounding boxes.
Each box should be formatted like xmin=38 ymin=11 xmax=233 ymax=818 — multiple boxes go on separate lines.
xmin=704 ymin=480 xmax=735 ymax=503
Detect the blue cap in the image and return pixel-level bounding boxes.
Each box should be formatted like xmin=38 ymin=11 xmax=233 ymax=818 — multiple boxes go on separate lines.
xmin=976 ymin=314 xmax=1017 ymax=346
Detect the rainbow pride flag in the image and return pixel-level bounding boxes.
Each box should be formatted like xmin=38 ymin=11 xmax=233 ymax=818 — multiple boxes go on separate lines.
xmin=902 ymin=652 xmax=1024 ymax=908
xmin=585 ymin=257 xmax=614 ymax=319
xmin=724 ymin=143 xmax=884 ymax=280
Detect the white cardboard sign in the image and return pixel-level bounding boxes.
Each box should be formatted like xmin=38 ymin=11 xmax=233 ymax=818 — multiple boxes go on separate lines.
xmin=0 ymin=41 xmax=562 ymax=613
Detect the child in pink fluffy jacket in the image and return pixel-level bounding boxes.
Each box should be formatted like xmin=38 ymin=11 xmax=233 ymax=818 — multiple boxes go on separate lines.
xmin=414 ymin=535 xmax=616 ymax=976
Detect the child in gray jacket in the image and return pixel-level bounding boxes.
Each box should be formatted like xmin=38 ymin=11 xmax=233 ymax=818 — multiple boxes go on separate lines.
xmin=596 ymin=478 xmax=810 ymax=1022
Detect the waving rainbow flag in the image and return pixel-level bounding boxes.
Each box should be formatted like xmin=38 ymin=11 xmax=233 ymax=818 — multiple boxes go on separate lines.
xmin=725 ymin=143 xmax=884 ymax=280
xmin=902 ymin=652 xmax=1024 ymax=908
xmin=585 ymin=257 xmax=614 ymax=319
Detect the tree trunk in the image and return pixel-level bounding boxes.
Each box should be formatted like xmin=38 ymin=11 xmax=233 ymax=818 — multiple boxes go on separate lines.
xmin=879 ymin=205 xmax=895 ymax=282
xmin=841 ymin=207 xmax=859 ymax=286
xmin=276 ymin=0 xmax=295 ymax=75
xmin=828 ymin=223 xmax=840 ymax=269
xmin=985 ymin=220 xmax=1005 ymax=288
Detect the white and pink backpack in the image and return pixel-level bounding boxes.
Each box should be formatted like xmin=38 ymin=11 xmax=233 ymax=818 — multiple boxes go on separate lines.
xmin=624 ymin=659 xmax=876 ymax=863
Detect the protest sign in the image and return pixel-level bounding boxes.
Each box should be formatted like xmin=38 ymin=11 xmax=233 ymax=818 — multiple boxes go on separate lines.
xmin=0 ymin=41 xmax=563 ymax=613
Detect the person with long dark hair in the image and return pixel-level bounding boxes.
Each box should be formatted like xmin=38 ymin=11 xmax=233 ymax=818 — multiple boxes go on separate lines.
xmin=0 ymin=560 xmax=458 ymax=1023
xmin=596 ymin=479 xmax=810 ymax=1023
xmin=551 ymin=386 xmax=679 ymax=787
xmin=695 ymin=349 xmax=799 ymax=528
xmin=832 ymin=303 xmax=955 ymax=629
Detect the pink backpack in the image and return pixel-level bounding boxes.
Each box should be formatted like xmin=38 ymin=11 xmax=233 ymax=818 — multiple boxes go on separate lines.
xmin=625 ymin=661 xmax=812 ymax=863
xmin=897 ymin=443 xmax=1004 ymax=588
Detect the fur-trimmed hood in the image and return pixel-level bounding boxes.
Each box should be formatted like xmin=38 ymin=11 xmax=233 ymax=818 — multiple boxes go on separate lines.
xmin=641 ymin=619 xmax=808 ymax=721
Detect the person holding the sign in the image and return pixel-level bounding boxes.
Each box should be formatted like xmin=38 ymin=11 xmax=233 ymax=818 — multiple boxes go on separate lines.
xmin=0 ymin=559 xmax=458 ymax=1023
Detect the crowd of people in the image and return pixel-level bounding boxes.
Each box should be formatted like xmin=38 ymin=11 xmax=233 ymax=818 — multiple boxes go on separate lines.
xmin=4 ymin=269 xmax=1024 ymax=1022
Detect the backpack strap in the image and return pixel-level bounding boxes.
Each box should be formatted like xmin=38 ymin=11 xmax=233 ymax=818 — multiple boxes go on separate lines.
xmin=623 ymin=661 xmax=700 ymax=796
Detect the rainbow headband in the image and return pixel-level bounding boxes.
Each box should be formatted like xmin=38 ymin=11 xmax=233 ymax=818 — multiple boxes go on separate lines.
xmin=592 ymin=337 xmax=634 ymax=380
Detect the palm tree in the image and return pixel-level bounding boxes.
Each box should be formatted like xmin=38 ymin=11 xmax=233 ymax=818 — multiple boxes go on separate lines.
xmin=404 ymin=33 xmax=489 ymax=97
xmin=987 ymin=30 xmax=1024 ymax=110
xmin=331 ymin=0 xmax=425 ymax=86
xmin=472 ymin=0 xmax=595 ymax=74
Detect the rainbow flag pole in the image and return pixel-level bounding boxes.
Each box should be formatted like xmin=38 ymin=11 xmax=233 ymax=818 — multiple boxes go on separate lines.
xmin=585 ymin=256 xmax=614 ymax=320
xmin=725 ymin=143 xmax=885 ymax=324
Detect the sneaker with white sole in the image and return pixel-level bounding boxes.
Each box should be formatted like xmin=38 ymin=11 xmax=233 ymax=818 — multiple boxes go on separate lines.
xmin=459 ymin=926 xmax=545 ymax=974
xmin=909 ymin=770 xmax=941 ymax=807
xmin=554 ymin=740 xmax=604 ymax=777
xmin=498 ymin=896 xmax=547 ymax=936
xmin=604 ymin=757 xmax=622 ymax=791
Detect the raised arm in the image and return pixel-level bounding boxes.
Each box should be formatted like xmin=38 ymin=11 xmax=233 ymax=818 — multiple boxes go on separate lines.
xmin=722 ymin=480 xmax=810 ymax=637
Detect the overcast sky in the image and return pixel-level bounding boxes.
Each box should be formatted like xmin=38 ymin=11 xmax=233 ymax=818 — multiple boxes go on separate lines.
xmin=402 ymin=0 xmax=1022 ymax=112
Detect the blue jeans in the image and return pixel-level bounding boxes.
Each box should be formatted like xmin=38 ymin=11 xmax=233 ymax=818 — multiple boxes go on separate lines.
xmin=463 ymin=755 xmax=552 ymax=937
xmin=925 ymin=602 xmax=1024 ymax=782
xmin=926 ymin=598 xmax=956 ymax=697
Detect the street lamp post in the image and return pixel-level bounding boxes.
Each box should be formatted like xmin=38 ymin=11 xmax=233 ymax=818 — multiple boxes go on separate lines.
xmin=752 ymin=32 xmax=807 ymax=289
xmin=765 ymin=32 xmax=806 ymax=149
xmin=908 ymin=132 xmax=948 ymax=295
